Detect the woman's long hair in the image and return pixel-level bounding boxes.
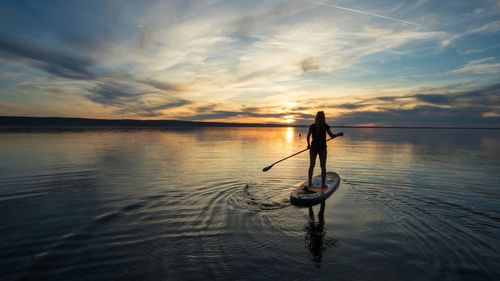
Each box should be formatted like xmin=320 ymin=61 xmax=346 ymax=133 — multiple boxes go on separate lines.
xmin=314 ymin=111 xmax=326 ymax=134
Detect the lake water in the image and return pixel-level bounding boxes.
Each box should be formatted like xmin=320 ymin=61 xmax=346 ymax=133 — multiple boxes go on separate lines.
xmin=1 ymin=127 xmax=499 ymax=281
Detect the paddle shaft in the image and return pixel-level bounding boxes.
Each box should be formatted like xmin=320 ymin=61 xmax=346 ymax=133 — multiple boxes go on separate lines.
xmin=269 ymin=147 xmax=309 ymax=167
xmin=263 ymin=137 xmax=335 ymax=172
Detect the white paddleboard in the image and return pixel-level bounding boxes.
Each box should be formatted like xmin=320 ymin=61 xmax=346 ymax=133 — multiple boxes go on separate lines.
xmin=290 ymin=172 xmax=340 ymax=207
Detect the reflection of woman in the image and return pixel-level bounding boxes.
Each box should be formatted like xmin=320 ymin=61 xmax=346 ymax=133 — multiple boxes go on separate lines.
xmin=307 ymin=111 xmax=343 ymax=190
xmin=304 ymin=203 xmax=339 ymax=266
xmin=304 ymin=203 xmax=330 ymax=265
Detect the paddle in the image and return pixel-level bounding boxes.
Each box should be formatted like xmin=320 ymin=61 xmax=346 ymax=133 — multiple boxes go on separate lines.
xmin=262 ymin=134 xmax=342 ymax=172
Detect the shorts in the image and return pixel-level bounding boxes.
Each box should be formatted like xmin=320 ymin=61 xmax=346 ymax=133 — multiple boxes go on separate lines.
xmin=310 ymin=146 xmax=327 ymax=157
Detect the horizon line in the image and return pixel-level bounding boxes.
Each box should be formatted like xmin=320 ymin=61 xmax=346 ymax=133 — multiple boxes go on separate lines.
xmin=1 ymin=116 xmax=499 ymax=130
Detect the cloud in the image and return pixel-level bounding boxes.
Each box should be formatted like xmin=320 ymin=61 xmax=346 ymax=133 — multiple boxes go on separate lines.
xmin=87 ymin=82 xmax=137 ymax=106
xmin=413 ymin=94 xmax=452 ymax=105
xmin=188 ymin=110 xmax=283 ymax=121
xmin=0 ymin=33 xmax=96 ymax=80
xmin=137 ymin=79 xmax=187 ymax=92
xmin=115 ymin=99 xmax=192 ymax=118
xmin=450 ymin=57 xmax=500 ymax=74
xmin=441 ymin=19 xmax=500 ymax=48
xmin=285 ymin=82 xmax=500 ymax=126
xmin=0 ymin=31 xmax=190 ymax=118
xmin=300 ymin=57 xmax=321 ymax=73
xmin=331 ymin=82 xmax=500 ymax=126
xmin=336 ymin=105 xmax=500 ymax=127
xmin=188 ymin=104 xmax=283 ymax=121
xmin=88 ymin=82 xmax=191 ymax=117
xmin=335 ymin=103 xmax=364 ymax=109
xmin=469 ymin=20 xmax=500 ymax=34
xmin=186 ymin=103 xmax=315 ymax=122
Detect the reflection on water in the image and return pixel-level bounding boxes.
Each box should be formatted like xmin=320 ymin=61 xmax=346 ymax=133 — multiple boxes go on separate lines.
xmin=285 ymin=127 xmax=295 ymax=143
xmin=0 ymin=127 xmax=499 ymax=281
xmin=304 ymin=203 xmax=339 ymax=267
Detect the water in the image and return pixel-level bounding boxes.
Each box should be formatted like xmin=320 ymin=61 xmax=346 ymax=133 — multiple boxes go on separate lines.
xmin=1 ymin=127 xmax=499 ymax=281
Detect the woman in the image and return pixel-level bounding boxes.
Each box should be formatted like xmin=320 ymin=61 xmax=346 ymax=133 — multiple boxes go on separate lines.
xmin=307 ymin=111 xmax=343 ymax=190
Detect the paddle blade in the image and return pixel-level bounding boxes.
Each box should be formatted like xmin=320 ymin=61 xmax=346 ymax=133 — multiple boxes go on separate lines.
xmin=262 ymin=164 xmax=273 ymax=172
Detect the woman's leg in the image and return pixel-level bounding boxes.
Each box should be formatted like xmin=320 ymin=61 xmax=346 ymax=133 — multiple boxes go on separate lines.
xmin=319 ymin=149 xmax=327 ymax=187
xmin=308 ymin=149 xmax=317 ymax=187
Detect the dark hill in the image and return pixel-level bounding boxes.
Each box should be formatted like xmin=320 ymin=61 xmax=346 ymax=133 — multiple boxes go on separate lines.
xmin=0 ymin=116 xmax=294 ymax=128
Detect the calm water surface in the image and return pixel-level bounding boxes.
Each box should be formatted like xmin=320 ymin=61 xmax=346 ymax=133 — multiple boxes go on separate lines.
xmin=1 ymin=127 xmax=499 ymax=281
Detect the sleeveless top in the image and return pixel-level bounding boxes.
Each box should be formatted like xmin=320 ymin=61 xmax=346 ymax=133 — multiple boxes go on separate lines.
xmin=309 ymin=123 xmax=330 ymax=151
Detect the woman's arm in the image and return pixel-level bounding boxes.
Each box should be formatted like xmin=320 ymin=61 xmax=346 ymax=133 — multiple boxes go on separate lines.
xmin=327 ymin=128 xmax=343 ymax=139
xmin=307 ymin=128 xmax=312 ymax=148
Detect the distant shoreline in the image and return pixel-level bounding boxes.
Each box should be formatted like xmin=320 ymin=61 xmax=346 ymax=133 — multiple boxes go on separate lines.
xmin=1 ymin=116 xmax=499 ymax=130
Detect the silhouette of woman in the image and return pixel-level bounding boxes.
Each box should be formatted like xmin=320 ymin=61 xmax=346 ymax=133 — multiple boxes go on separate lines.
xmin=306 ymin=111 xmax=343 ymax=190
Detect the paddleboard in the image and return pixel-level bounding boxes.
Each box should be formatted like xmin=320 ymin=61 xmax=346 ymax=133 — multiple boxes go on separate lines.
xmin=290 ymin=172 xmax=340 ymax=207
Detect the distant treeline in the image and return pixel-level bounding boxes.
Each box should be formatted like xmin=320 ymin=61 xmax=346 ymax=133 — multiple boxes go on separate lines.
xmin=0 ymin=116 xmax=498 ymax=129
xmin=0 ymin=116 xmax=294 ymax=128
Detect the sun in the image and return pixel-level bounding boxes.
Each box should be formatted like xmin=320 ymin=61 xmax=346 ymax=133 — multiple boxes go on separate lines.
xmin=283 ymin=115 xmax=296 ymax=123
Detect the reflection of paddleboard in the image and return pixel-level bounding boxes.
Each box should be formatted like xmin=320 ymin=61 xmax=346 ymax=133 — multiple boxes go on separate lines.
xmin=290 ymin=172 xmax=340 ymax=207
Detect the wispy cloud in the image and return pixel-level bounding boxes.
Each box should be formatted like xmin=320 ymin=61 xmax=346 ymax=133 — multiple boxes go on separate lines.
xmin=313 ymin=1 xmax=422 ymax=27
xmin=469 ymin=20 xmax=500 ymax=34
xmin=88 ymin=82 xmax=191 ymax=118
xmin=0 ymin=33 xmax=96 ymax=80
xmin=440 ymin=20 xmax=500 ymax=48
xmin=450 ymin=57 xmax=500 ymax=74
xmin=0 ymin=30 xmax=192 ymax=118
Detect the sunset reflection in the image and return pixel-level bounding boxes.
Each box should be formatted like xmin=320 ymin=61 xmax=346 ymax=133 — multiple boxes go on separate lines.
xmin=285 ymin=127 xmax=295 ymax=143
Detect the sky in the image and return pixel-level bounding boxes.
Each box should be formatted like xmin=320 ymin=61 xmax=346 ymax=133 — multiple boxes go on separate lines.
xmin=0 ymin=0 xmax=499 ymax=126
